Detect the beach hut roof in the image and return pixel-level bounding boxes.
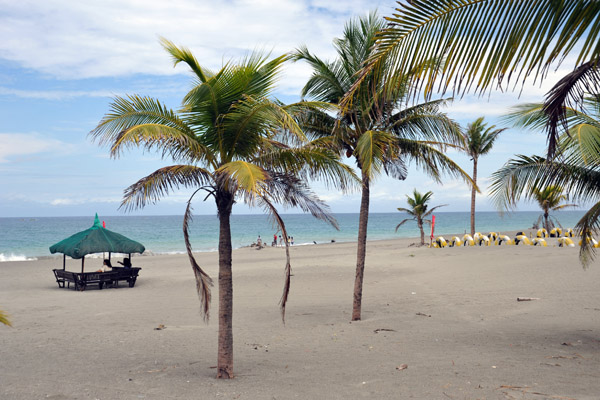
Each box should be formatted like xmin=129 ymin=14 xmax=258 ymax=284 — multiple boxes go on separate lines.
xmin=49 ymin=214 xmax=145 ymax=259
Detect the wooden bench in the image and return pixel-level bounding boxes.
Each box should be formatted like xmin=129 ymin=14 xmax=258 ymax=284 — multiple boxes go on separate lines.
xmin=111 ymin=267 xmax=141 ymax=288
xmin=52 ymin=267 xmax=141 ymax=291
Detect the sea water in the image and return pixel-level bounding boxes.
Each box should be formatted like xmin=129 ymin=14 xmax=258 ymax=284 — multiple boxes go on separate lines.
xmin=0 ymin=211 xmax=586 ymax=261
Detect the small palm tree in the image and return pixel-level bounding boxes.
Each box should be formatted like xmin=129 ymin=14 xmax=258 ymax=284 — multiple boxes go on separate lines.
xmin=532 ymin=186 xmax=578 ymax=231
xmin=460 ymin=117 xmax=505 ymax=235
xmin=91 ymin=39 xmax=355 ymax=378
xmin=0 ymin=309 xmax=11 ymax=327
xmin=396 ymin=189 xmax=447 ymax=245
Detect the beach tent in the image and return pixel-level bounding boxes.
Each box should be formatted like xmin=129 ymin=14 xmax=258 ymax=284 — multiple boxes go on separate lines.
xmin=49 ymin=214 xmax=145 ymax=272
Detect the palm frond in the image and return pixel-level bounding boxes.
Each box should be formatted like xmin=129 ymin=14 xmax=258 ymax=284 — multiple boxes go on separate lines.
xmin=0 ymin=309 xmax=11 ymax=327
xmin=256 ymin=172 xmax=339 ymax=229
xmin=257 ymin=197 xmax=292 ymax=322
xmin=423 ymin=204 xmax=448 ymax=218
xmin=346 ymin=1 xmax=600 ymax=106
xmin=355 ymin=130 xmax=398 ymax=179
xmin=395 ymin=218 xmax=414 ymax=231
xmin=397 ymin=138 xmax=475 ymax=188
xmin=490 ymin=155 xmax=600 ymax=210
xmin=183 ymin=189 xmax=214 ymax=321
xmin=543 ymin=60 xmax=600 ymax=157
xmin=216 ymin=161 xmax=268 ymax=199
xmin=575 ymin=201 xmax=600 ymax=267
xmin=120 ymin=165 xmax=213 ymax=211
xmin=254 ymin=146 xmax=359 ymax=192
xmin=89 ymin=95 xmax=209 ymax=162
xmin=160 ymin=37 xmax=213 ymax=83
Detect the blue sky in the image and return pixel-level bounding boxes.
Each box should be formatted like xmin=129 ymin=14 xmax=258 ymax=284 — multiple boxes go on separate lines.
xmin=0 ymin=0 xmax=578 ymax=218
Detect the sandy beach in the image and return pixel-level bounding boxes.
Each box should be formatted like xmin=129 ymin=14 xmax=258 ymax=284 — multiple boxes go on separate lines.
xmin=2 ymin=234 xmax=600 ymax=399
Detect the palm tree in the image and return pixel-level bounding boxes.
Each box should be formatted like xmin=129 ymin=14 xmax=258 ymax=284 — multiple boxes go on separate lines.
xmin=460 ymin=117 xmax=505 ymax=235
xmin=90 ymin=39 xmax=356 ymax=378
xmin=396 ymin=189 xmax=447 ymax=245
xmin=295 ymin=13 xmax=472 ymax=321
xmin=490 ymin=96 xmax=600 ymax=265
xmin=344 ymin=1 xmax=600 ymax=158
xmin=531 ymin=185 xmax=578 ymax=231
xmin=0 ymin=309 xmax=11 ymax=327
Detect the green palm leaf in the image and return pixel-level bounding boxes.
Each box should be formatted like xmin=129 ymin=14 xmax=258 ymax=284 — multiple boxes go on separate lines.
xmin=120 ymin=165 xmax=213 ymax=211
xmin=0 ymin=309 xmax=11 ymax=327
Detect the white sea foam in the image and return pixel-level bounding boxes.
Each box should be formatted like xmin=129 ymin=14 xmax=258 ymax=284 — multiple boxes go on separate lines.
xmin=0 ymin=253 xmax=38 ymax=262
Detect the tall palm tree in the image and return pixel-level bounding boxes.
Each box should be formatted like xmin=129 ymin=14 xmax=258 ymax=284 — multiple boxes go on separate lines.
xmin=344 ymin=1 xmax=600 ymax=158
xmin=532 ymin=185 xmax=578 ymax=231
xmin=90 ymin=39 xmax=356 ymax=378
xmin=295 ymin=13 xmax=472 ymax=321
xmin=0 ymin=309 xmax=11 ymax=327
xmin=490 ymin=96 xmax=600 ymax=265
xmin=460 ymin=117 xmax=505 ymax=235
xmin=396 ymin=189 xmax=447 ymax=245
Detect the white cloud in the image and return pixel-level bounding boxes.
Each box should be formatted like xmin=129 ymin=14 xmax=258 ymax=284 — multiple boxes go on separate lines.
xmin=0 ymin=133 xmax=72 ymax=162
xmin=0 ymin=0 xmax=391 ymax=82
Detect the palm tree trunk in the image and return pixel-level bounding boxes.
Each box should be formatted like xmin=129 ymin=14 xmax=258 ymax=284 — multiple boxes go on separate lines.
xmin=544 ymin=211 xmax=549 ymax=232
xmin=418 ymin=220 xmax=424 ymax=245
xmin=470 ymin=158 xmax=478 ymax=236
xmin=352 ymin=173 xmax=370 ymax=321
xmin=216 ymin=190 xmax=234 ymax=379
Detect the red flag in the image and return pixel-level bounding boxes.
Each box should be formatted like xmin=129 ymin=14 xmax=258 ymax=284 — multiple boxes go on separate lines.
xmin=102 ymin=221 xmax=106 ymax=228
xmin=430 ymin=215 xmax=436 ymax=240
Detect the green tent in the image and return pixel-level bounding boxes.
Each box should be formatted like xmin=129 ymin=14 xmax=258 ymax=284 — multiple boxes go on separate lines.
xmin=49 ymin=214 xmax=145 ymax=272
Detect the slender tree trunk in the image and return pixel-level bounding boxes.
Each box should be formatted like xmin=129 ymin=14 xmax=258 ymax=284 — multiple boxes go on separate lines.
xmin=470 ymin=158 xmax=478 ymax=236
xmin=418 ymin=220 xmax=424 ymax=245
xmin=352 ymin=172 xmax=370 ymax=321
xmin=544 ymin=211 xmax=549 ymax=232
xmin=216 ymin=190 xmax=234 ymax=379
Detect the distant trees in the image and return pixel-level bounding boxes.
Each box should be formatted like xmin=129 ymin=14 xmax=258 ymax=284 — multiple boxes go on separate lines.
xmin=91 ymin=39 xmax=354 ymax=378
xmin=396 ymin=189 xmax=446 ymax=245
xmin=459 ymin=118 xmax=505 ymax=235
xmin=295 ymin=12 xmax=470 ymax=321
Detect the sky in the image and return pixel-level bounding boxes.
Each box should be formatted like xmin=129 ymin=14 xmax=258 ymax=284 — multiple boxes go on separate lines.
xmin=0 ymin=0 xmax=582 ymax=218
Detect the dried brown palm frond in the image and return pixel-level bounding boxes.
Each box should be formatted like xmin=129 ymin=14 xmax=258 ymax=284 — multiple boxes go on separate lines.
xmin=184 ymin=188 xmax=214 ymax=321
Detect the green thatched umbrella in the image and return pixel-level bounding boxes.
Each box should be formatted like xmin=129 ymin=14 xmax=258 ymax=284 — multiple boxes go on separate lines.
xmin=49 ymin=214 xmax=145 ymax=272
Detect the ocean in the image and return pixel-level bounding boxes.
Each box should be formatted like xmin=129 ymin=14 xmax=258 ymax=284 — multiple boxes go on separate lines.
xmin=0 ymin=211 xmax=586 ymax=261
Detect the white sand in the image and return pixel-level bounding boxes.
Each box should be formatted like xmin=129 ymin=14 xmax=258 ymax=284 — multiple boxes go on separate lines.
xmin=1 ymin=235 xmax=600 ymax=399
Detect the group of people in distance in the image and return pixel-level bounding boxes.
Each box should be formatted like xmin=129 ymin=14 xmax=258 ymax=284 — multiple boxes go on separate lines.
xmin=254 ymin=234 xmax=295 ymax=247
xmin=271 ymin=234 xmax=294 ymax=247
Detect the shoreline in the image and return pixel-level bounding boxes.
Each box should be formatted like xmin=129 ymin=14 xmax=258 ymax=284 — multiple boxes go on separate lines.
xmin=0 ymin=228 xmax=550 ymax=263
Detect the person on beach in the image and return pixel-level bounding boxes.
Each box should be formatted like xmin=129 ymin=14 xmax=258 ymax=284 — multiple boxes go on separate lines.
xmin=118 ymin=257 xmax=132 ymax=268
xmin=278 ymin=235 xmax=283 ymax=247
xmin=256 ymin=235 xmax=262 ymax=247
xmin=273 ymin=234 xmax=278 ymax=247
xmin=97 ymin=259 xmax=112 ymax=272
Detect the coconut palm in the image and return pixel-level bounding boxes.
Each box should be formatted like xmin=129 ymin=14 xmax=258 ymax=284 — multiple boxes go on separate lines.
xmin=396 ymin=189 xmax=447 ymax=245
xmin=90 ymin=39 xmax=356 ymax=378
xmin=345 ymin=1 xmax=600 ymax=158
xmin=294 ymin=13 xmax=472 ymax=321
xmin=460 ymin=117 xmax=505 ymax=235
xmin=532 ymin=185 xmax=578 ymax=231
xmin=490 ymin=96 xmax=600 ymax=265
xmin=0 ymin=309 xmax=11 ymax=327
